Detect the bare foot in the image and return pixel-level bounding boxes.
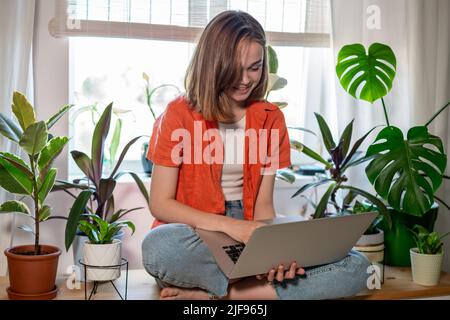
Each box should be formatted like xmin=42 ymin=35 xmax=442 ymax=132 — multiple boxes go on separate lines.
xmin=160 ymin=287 xmax=211 ymax=300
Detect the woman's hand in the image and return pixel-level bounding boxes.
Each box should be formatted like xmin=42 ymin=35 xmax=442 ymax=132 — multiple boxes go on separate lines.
xmin=223 ymin=219 xmax=266 ymax=244
xmin=256 ymin=262 xmax=306 ymax=283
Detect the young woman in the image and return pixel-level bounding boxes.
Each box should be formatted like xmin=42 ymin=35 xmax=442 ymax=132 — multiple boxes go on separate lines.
xmin=142 ymin=10 xmax=370 ymax=300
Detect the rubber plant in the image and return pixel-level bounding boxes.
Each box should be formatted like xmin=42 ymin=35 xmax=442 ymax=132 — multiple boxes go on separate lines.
xmin=335 ymin=42 xmax=450 ymax=216
xmin=0 ymin=91 xmax=71 ymax=299
xmin=52 ymin=103 xmax=149 ymax=251
xmin=0 ymin=91 xmax=71 ymax=254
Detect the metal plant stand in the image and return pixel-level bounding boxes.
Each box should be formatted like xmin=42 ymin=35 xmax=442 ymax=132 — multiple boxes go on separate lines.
xmin=79 ymin=258 xmax=129 ymax=300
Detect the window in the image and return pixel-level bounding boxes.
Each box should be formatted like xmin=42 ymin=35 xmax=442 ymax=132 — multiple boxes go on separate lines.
xmin=54 ymin=0 xmax=332 ymax=176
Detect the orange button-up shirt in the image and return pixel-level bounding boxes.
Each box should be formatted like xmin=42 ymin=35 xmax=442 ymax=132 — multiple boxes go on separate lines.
xmin=147 ymin=96 xmax=291 ymax=228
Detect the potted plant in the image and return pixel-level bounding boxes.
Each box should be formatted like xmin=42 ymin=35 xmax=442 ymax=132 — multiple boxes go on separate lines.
xmin=349 ymin=200 xmax=385 ymax=281
xmin=278 ymin=113 xmax=390 ymax=281
xmin=279 ymin=113 xmax=390 ymax=221
xmin=141 ymin=72 xmax=181 ymax=175
xmin=410 ymin=225 xmax=450 ymax=286
xmin=335 ymin=42 xmax=450 ymax=266
xmin=52 ymin=103 xmax=149 ymax=280
xmin=0 ymin=91 xmax=71 ymax=299
xmin=79 ymin=214 xmax=135 ymax=281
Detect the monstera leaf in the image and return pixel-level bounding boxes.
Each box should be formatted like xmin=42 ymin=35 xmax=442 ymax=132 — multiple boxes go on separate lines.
xmin=365 ymin=126 xmax=447 ymax=216
xmin=336 ymin=43 xmax=396 ymax=103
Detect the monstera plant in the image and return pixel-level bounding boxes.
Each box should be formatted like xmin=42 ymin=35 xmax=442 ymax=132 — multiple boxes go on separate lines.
xmin=336 ymin=42 xmax=450 ymax=266
xmin=336 ymin=42 xmax=449 ymax=217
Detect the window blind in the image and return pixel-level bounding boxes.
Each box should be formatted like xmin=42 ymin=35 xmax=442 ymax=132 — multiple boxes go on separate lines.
xmin=50 ymin=0 xmax=330 ymax=47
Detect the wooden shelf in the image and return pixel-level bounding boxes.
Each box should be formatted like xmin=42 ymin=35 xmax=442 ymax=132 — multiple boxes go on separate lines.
xmin=352 ymin=266 xmax=450 ymax=300
xmin=1 ymin=267 xmax=450 ymax=300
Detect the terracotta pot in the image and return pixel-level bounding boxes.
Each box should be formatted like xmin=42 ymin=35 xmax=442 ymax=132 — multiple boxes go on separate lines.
xmin=4 ymin=245 xmax=61 ymax=300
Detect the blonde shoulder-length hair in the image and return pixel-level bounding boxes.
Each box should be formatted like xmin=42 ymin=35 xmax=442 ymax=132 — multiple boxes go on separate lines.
xmin=184 ymin=10 xmax=268 ymax=122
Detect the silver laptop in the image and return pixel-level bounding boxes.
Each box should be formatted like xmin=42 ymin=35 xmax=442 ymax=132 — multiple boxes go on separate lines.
xmin=195 ymin=212 xmax=377 ymax=279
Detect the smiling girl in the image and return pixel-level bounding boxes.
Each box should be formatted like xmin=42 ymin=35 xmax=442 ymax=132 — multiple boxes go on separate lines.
xmin=142 ymin=10 xmax=370 ymax=300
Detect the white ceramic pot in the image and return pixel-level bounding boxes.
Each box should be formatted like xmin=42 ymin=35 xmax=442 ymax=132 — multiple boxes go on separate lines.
xmin=410 ymin=248 xmax=443 ymax=286
xmin=83 ymin=239 xmax=122 ymax=281
xmin=73 ymin=230 xmax=124 ymax=282
xmin=353 ymin=229 xmax=384 ymax=282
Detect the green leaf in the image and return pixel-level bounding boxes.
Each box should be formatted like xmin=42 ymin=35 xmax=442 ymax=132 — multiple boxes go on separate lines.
xmin=65 ymin=190 xmax=93 ymax=251
xmin=313 ymin=183 xmax=336 ymax=219
xmin=91 ymin=103 xmax=113 ymax=186
xmin=276 ymin=171 xmax=295 ymax=184
xmin=341 ymin=126 xmax=379 ymax=169
xmin=52 ymin=179 xmax=93 ymax=191
xmin=314 ymin=113 xmax=336 ymax=154
xmin=98 ymin=178 xmax=116 ymax=208
xmin=12 ymin=91 xmax=36 ymax=130
xmin=112 ymin=220 xmax=135 ymax=235
xmin=19 ymin=121 xmax=48 ymax=156
xmin=267 ymin=45 xmax=279 ymax=74
xmin=71 ymin=150 xmax=93 ymax=181
xmin=78 ymin=220 xmax=98 ymax=244
xmin=105 ymin=195 xmax=115 ymax=220
xmin=114 ymin=171 xmax=149 ymax=207
xmin=109 ymin=135 xmax=144 ymax=178
xmin=0 ymin=113 xmax=23 ymax=142
xmin=343 ymin=190 xmax=357 ymax=207
xmin=110 ymin=207 xmax=144 ymax=222
xmin=291 ymin=179 xmax=333 ymax=199
xmin=0 ymin=152 xmax=33 ymax=178
xmin=38 ymin=168 xmax=57 ymax=205
xmin=287 ymin=127 xmax=317 ymax=137
xmin=0 ymin=157 xmax=33 ymax=195
xmin=291 ymin=140 xmax=331 ymax=169
xmin=109 ymin=209 xmax=126 ymax=223
xmin=38 ymin=205 xmax=51 ymax=222
xmin=46 ymin=104 xmax=73 ymax=130
xmin=38 ymin=137 xmax=69 ymax=176
xmin=267 ymin=74 xmax=287 ymax=92
xmin=336 ymin=43 xmax=396 ymax=103
xmin=109 ymin=118 xmax=122 ymax=164
xmin=272 ymin=102 xmax=288 ymax=109
xmin=365 ymin=126 xmax=447 ymax=216
xmin=342 ymin=154 xmax=377 ymax=172
xmin=339 ymin=119 xmax=354 ymax=161
xmin=340 ymin=185 xmax=391 ymax=229
xmin=0 ymin=200 xmax=31 ymax=215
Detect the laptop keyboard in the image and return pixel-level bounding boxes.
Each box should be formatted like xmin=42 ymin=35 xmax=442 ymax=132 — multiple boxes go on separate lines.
xmin=222 ymin=244 xmax=245 ymax=263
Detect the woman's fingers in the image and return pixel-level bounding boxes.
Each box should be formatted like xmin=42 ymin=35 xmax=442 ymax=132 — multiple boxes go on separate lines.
xmin=276 ymin=265 xmax=285 ymax=282
xmin=296 ymin=266 xmax=306 ymax=275
xmin=267 ymin=268 xmax=276 ymax=282
xmin=256 ymin=274 xmax=264 ymax=280
xmin=284 ymin=262 xmax=297 ymax=279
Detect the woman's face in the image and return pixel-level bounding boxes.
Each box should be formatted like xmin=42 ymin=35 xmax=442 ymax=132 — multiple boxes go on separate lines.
xmin=226 ymin=41 xmax=264 ymax=106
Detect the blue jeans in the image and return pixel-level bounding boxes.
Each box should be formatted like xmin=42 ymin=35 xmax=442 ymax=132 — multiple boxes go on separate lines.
xmin=142 ymin=200 xmax=371 ymax=299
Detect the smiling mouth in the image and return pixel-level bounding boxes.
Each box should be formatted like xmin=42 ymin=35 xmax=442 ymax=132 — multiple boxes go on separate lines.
xmin=233 ymin=86 xmax=251 ymax=92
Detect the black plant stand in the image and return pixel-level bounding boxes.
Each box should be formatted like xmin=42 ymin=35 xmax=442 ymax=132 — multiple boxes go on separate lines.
xmin=79 ymin=258 xmax=129 ymax=300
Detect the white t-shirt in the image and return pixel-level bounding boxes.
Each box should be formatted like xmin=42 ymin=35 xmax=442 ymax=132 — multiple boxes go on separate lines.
xmin=218 ymin=115 xmax=246 ymax=201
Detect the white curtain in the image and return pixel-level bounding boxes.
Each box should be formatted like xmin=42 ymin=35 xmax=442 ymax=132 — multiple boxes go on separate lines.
xmin=330 ymin=0 xmax=450 ymax=271
xmin=0 ymin=0 xmax=35 ymax=276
